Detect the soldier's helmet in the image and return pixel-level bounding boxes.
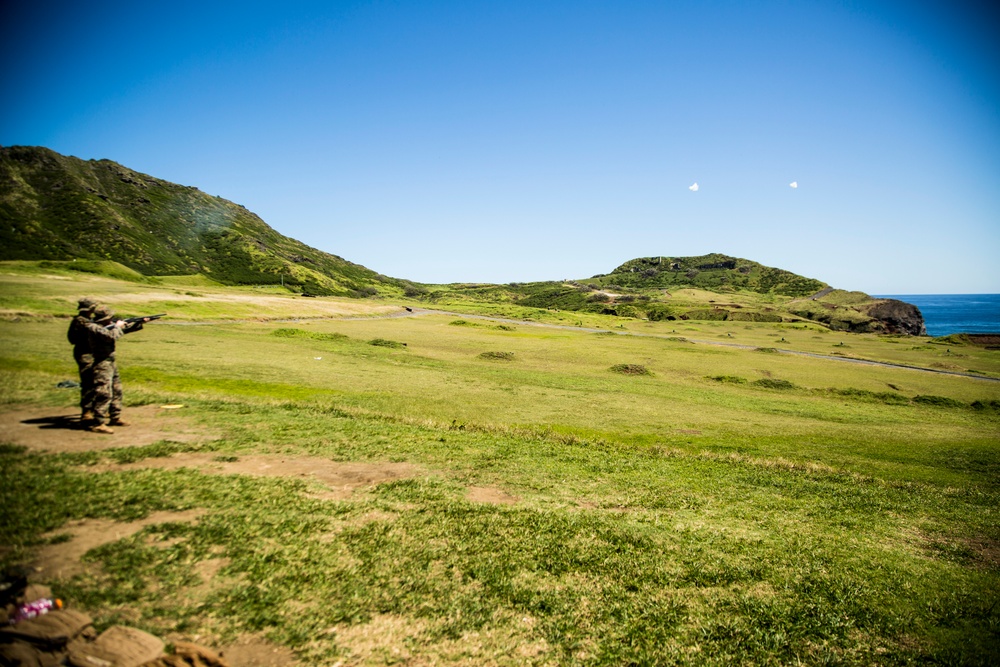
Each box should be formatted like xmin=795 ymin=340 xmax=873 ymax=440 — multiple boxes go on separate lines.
xmin=92 ymin=305 xmax=115 ymax=323
xmin=77 ymin=297 xmax=98 ymax=311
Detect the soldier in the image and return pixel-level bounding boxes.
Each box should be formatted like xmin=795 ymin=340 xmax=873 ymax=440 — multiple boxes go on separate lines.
xmin=67 ymin=297 xmax=98 ymax=422
xmin=83 ymin=305 xmax=146 ymax=434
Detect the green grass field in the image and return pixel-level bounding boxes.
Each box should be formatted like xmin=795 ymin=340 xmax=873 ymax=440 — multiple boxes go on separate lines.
xmin=1 ymin=264 xmax=998 ymax=665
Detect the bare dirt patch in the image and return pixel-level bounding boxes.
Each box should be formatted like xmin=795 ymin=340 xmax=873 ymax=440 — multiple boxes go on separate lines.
xmin=87 ymin=452 xmax=421 ymax=501
xmin=466 ymin=486 xmax=519 ymax=505
xmin=1 ymin=404 xmax=217 ymax=453
xmin=329 ymin=614 xmax=430 ymax=665
xmin=32 ymin=510 xmax=206 ymax=581
xmin=213 ymin=635 xmax=300 ymax=667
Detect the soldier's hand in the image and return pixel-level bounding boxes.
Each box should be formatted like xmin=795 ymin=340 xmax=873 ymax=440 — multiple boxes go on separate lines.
xmin=114 ymin=320 xmax=126 ymax=329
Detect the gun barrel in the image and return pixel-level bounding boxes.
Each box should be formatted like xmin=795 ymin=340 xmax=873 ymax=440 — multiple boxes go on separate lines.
xmin=120 ymin=313 xmax=166 ymax=325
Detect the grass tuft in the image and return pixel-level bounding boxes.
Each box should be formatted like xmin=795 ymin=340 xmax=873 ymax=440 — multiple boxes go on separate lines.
xmin=610 ymin=364 xmax=651 ymax=376
xmin=369 ymin=338 xmax=407 ymax=349
xmin=271 ymin=328 xmax=348 ymax=342
xmin=478 ymin=351 xmax=515 ymax=361
xmin=751 ymin=378 xmax=796 ymax=390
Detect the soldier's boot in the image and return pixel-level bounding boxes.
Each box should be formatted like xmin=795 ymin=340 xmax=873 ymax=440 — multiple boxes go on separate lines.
xmin=88 ymin=424 xmax=115 ymax=434
xmin=108 ymin=417 xmax=129 ymax=427
xmin=81 ymin=410 xmax=95 ymax=422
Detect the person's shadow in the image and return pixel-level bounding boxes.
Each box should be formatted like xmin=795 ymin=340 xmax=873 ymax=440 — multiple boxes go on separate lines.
xmin=21 ymin=415 xmax=92 ymax=431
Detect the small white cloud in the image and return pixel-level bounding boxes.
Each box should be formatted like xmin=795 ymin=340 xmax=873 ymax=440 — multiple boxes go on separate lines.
xmin=688 ymin=182 xmax=699 ymax=192
xmin=789 ymin=181 xmax=798 ymax=189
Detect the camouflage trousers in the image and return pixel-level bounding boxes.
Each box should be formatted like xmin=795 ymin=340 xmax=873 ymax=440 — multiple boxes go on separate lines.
xmin=91 ymin=357 xmax=123 ymax=423
xmin=75 ymin=352 xmax=95 ymax=413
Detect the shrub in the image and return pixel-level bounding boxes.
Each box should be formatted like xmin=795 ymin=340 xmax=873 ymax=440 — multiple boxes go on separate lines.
xmin=271 ymin=328 xmax=348 ymax=342
xmin=369 ymin=338 xmax=406 ymax=349
xmin=610 ymin=364 xmax=651 ymax=376
xmin=644 ymin=305 xmax=676 ymax=321
xmin=708 ymin=375 xmax=748 ymax=384
xmin=682 ymin=308 xmax=729 ymax=321
xmin=751 ymin=379 xmax=796 ymax=390
xmin=479 ymin=351 xmax=514 ymax=361
xmin=829 ymin=388 xmax=909 ymax=405
xmin=913 ymin=395 xmax=964 ymax=408
xmin=754 ymin=347 xmax=779 ymax=354
xmin=728 ymin=311 xmax=783 ymax=323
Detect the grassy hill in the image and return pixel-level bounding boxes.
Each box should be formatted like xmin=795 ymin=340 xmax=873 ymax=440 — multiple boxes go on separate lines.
xmin=604 ymin=253 xmax=827 ymax=296
xmin=420 ymin=255 xmax=925 ymax=335
xmin=0 ymin=146 xmax=410 ymax=297
xmin=2 ymin=146 xmax=924 ymax=334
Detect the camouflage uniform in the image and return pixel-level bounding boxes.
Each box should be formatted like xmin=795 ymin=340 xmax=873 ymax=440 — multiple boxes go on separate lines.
xmin=84 ymin=307 xmax=129 ymax=426
xmin=67 ymin=297 xmax=98 ymax=418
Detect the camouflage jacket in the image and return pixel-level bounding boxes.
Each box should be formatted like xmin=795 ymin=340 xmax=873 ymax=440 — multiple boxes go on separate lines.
xmin=67 ymin=315 xmax=94 ymax=357
xmin=83 ymin=321 xmax=124 ymax=362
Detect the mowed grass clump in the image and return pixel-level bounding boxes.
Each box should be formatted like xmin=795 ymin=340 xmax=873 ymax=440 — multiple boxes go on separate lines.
xmin=271 ymin=327 xmax=348 ymax=342
xmin=369 ymin=338 xmax=407 ymax=349
xmin=610 ymin=363 xmax=651 ymax=375
xmin=478 ymin=351 xmax=514 ymax=361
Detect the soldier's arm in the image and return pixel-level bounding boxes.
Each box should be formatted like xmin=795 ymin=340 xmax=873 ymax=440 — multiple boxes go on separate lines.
xmin=84 ymin=321 xmax=124 ymax=341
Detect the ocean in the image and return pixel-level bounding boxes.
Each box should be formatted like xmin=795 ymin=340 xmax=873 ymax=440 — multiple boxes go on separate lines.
xmin=876 ymin=294 xmax=1000 ymax=338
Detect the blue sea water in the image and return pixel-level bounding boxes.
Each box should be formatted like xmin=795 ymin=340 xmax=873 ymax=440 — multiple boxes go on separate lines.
xmin=876 ymin=294 xmax=1000 ymax=338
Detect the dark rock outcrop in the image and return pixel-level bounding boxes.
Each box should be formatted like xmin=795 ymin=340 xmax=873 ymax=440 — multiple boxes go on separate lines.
xmin=863 ymin=299 xmax=927 ymax=336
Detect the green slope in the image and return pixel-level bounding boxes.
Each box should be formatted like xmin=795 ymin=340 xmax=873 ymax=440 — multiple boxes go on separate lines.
xmin=421 ymin=255 xmax=925 ymax=335
xmin=1 ymin=146 xmax=924 ymax=333
xmin=0 ymin=146 xmax=406 ymax=297
xmin=604 ymin=253 xmax=826 ymax=296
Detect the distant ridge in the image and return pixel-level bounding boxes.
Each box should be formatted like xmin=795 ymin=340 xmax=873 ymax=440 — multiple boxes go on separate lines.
xmin=0 ymin=146 xmax=924 ymax=334
xmin=605 ymin=254 xmax=826 ymax=297
xmin=0 ymin=145 xmax=406 ymax=297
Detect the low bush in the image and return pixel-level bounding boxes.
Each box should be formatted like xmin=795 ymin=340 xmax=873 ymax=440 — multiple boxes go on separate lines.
xmin=829 ymin=388 xmax=909 ymax=405
xmin=479 ymin=351 xmax=514 ymax=361
xmin=369 ymin=338 xmax=406 ymax=349
xmin=752 ymin=378 xmax=796 ymax=390
xmin=271 ymin=328 xmax=348 ymax=342
xmin=610 ymin=364 xmax=651 ymax=376
xmin=913 ymin=395 xmax=964 ymax=408
xmin=708 ymin=375 xmax=748 ymax=384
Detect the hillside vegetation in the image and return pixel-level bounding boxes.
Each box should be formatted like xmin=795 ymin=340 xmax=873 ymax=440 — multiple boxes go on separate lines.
xmin=421 ymin=267 xmax=925 ymax=335
xmin=0 ymin=146 xmax=410 ymax=297
xmin=2 ymin=146 xmax=924 ymax=335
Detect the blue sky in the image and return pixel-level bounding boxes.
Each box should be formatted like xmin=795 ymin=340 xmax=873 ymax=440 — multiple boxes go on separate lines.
xmin=2 ymin=0 xmax=998 ymax=293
